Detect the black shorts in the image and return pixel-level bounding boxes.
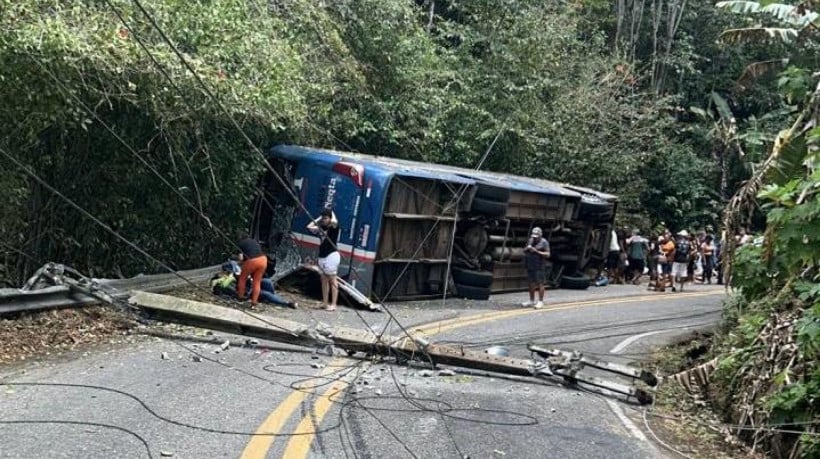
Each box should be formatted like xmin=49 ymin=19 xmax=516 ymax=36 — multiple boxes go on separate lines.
xmin=527 ymin=269 xmax=546 ymax=284
xmin=606 ymin=251 xmax=620 ymax=269
xmin=628 ymin=258 xmax=645 ymax=274
xmin=661 ymin=263 xmax=672 ymax=275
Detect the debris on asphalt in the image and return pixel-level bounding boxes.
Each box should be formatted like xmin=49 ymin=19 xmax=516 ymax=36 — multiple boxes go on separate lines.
xmin=191 ymin=355 xmax=202 ymax=363
xmin=160 ymin=352 xmax=170 ymax=360
xmin=375 ymin=389 xmax=382 ymax=395
xmin=245 ymin=338 xmax=259 ymax=346
xmin=418 ymin=370 xmax=434 ymax=377
xmin=493 ymin=449 xmax=506 ymax=457
xmin=160 ymin=451 xmax=174 ymax=457
xmin=437 ymin=369 xmax=456 ymax=377
xmin=311 ymin=363 xmax=325 ymax=369
xmin=219 ymin=340 xmax=230 ymax=351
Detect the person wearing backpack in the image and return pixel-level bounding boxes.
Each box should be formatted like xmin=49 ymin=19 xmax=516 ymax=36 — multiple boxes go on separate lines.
xmin=672 ymin=230 xmax=692 ymax=292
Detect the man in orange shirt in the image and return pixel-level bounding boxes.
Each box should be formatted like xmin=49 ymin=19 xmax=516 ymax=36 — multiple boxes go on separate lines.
xmin=659 ymin=232 xmax=676 ymax=291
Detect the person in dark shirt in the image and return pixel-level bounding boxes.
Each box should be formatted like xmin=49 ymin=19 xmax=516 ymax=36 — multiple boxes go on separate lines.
xmin=307 ymin=208 xmax=340 ymax=311
xmin=236 ymin=233 xmax=268 ymax=308
xmin=522 ymin=226 xmax=551 ymax=309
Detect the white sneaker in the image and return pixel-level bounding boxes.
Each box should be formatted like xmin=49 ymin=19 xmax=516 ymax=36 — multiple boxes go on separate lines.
xmin=522 ymin=300 xmax=534 ymax=307
xmin=534 ymin=301 xmax=544 ymax=309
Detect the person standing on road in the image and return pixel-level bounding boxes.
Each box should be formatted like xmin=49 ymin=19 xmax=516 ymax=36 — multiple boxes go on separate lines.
xmin=236 ymin=233 xmax=268 ymax=308
xmin=606 ymin=229 xmax=621 ymax=283
xmin=308 ymin=208 xmax=340 ymax=311
xmin=701 ymin=234 xmax=715 ymax=284
xmin=522 ymin=226 xmax=551 ymax=309
xmin=659 ymin=232 xmax=676 ymax=291
xmin=625 ymin=228 xmax=648 ymax=285
xmin=672 ymin=230 xmax=691 ymax=292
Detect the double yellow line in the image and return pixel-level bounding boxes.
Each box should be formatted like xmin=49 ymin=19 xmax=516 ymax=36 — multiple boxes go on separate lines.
xmin=240 ymin=289 xmax=722 ymax=458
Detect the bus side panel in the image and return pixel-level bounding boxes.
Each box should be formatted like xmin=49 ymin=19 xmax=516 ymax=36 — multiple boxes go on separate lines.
xmin=288 ymin=159 xmax=389 ymax=297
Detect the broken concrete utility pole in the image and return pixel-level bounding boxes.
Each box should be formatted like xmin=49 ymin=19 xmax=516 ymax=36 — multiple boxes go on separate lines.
xmin=130 ymin=291 xmax=656 ymax=404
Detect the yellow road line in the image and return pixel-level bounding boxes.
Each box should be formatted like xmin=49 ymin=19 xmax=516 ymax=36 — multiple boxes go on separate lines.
xmin=413 ymin=291 xmax=720 ymax=336
xmin=238 ymin=357 xmax=347 ymax=459
xmin=282 ymin=363 xmax=359 ymax=456
xmin=250 ymin=289 xmax=724 ymax=458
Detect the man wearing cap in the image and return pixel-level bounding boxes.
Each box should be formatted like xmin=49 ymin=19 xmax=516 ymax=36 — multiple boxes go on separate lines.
xmin=672 ymin=230 xmax=692 ymax=291
xmin=522 ymin=226 xmax=551 ymax=309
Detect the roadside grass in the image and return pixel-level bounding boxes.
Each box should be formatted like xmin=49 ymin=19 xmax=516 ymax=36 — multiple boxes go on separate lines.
xmin=645 ymin=332 xmax=762 ymax=459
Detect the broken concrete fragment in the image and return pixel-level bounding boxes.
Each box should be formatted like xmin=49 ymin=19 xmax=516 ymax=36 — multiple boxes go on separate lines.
xmin=437 ymin=369 xmax=456 ymax=377
xmin=219 ymin=340 xmax=230 ymax=351
xmin=160 ymin=352 xmax=170 ymax=360
xmin=160 ymin=451 xmax=174 ymax=457
xmin=192 ymin=356 xmax=202 ymax=363
xmin=418 ymin=370 xmax=434 ymax=377
xmin=375 ymin=389 xmax=382 ymax=395
xmin=311 ymin=363 xmax=325 ymax=369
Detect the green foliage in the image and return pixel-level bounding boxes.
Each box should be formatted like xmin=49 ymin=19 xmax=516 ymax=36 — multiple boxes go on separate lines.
xmin=796 ymin=303 xmax=820 ymax=357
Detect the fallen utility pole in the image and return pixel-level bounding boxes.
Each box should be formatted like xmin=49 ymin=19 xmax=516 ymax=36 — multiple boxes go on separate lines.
xmin=130 ymin=291 xmax=656 ymax=404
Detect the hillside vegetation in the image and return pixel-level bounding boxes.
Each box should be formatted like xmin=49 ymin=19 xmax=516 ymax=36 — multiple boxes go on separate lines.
xmin=0 ymin=2 xmax=818 ymax=455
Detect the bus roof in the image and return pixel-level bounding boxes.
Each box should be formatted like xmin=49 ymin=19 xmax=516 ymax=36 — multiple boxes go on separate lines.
xmin=270 ymin=145 xmax=615 ymax=201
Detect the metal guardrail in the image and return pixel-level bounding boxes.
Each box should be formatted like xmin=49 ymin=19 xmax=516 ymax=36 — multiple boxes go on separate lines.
xmin=0 ymin=264 xmax=219 ymax=316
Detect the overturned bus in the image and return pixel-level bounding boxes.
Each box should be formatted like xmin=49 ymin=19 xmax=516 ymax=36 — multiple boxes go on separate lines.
xmin=251 ymin=145 xmax=616 ymax=301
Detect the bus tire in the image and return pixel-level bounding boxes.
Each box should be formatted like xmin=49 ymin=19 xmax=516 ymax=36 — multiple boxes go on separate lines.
xmin=560 ymin=274 xmax=591 ymax=290
xmin=452 ymin=267 xmax=494 ymax=288
xmin=455 ymin=283 xmax=491 ymax=300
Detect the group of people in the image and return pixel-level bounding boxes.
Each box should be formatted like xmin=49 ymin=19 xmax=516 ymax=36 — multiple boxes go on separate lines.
xmin=606 ymin=225 xmax=731 ymax=292
xmin=210 ymin=207 xmax=341 ymax=311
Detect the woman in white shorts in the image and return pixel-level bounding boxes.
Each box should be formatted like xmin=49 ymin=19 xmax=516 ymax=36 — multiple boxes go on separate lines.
xmin=308 ymin=208 xmax=341 ymax=311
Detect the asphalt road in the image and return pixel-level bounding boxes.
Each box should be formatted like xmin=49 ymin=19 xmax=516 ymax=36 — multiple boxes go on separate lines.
xmin=0 ymin=283 xmax=726 ymax=459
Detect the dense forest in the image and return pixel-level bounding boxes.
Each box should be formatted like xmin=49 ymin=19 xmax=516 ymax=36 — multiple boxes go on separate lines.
xmin=0 ymin=1 xmax=818 ymax=456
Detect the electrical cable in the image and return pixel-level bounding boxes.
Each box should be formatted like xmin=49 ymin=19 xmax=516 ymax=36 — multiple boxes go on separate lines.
xmin=0 ymin=382 xmax=344 ymax=437
xmin=26 ymin=52 xmax=238 ymax=255
xmin=0 ymin=146 xmax=299 ymax=336
xmin=8 ymin=3 xmax=684 ymax=454
xmin=433 ymin=309 xmax=722 ymax=348
xmin=0 ymin=420 xmax=155 ymax=459
xmin=111 ymin=0 xmax=484 ymax=376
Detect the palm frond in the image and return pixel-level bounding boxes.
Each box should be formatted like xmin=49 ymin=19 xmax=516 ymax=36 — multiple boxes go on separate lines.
xmin=736 ymin=59 xmax=789 ymax=89
xmin=720 ymin=27 xmax=799 ymax=44
xmin=761 ymin=4 xmax=818 ymax=27
xmin=721 ymin=80 xmax=820 ymax=283
xmin=716 ymin=2 xmax=818 ymax=27
xmin=716 ymin=1 xmax=762 ymax=15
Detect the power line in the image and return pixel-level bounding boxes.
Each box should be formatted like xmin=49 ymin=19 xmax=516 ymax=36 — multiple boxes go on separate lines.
xmin=115 ymin=0 xmax=464 ymax=360
xmin=26 ymin=52 xmax=237 ymax=255
xmin=0 ymin=420 xmax=155 ymax=459
xmin=0 ymin=147 xmax=299 ymax=335
xmin=0 ymin=147 xmax=199 ymax=290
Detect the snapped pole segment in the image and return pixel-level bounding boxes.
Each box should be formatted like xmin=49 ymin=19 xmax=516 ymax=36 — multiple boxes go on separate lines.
xmin=130 ymin=291 xmax=656 ymax=405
